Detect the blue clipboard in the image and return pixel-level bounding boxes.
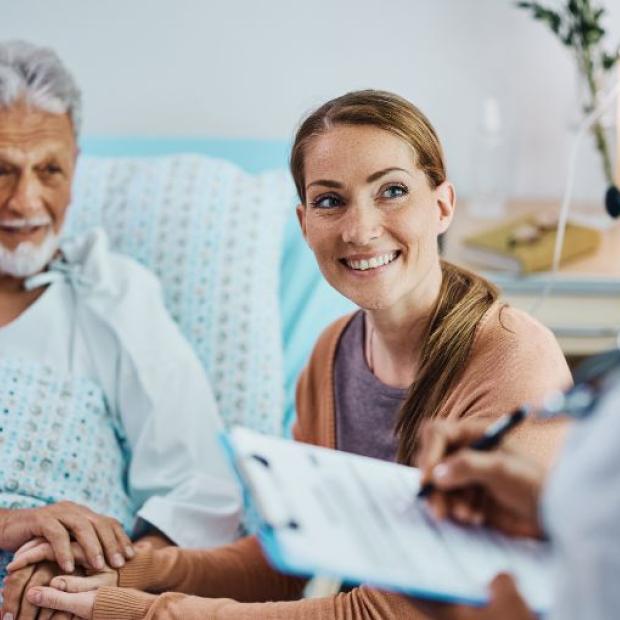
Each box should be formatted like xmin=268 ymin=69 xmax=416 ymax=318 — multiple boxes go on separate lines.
xmin=219 ymin=428 xmax=553 ymax=612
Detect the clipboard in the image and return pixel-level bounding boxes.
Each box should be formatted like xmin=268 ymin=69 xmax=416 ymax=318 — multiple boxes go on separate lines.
xmin=221 ymin=427 xmax=554 ymax=612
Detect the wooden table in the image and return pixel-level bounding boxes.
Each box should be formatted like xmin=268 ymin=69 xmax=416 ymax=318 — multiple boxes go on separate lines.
xmin=443 ymin=200 xmax=620 ymax=357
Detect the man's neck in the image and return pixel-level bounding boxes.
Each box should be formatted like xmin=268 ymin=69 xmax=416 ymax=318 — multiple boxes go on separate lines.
xmin=0 ymin=273 xmax=45 ymax=328
xmin=0 ymin=274 xmax=27 ymax=294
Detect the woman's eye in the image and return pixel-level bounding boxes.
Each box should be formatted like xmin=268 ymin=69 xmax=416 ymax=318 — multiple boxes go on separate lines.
xmin=380 ymin=184 xmax=408 ymax=199
xmin=311 ymin=194 xmax=342 ymax=209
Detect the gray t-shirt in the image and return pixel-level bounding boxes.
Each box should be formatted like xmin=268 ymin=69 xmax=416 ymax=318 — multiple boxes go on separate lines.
xmin=334 ymin=311 xmax=407 ymax=462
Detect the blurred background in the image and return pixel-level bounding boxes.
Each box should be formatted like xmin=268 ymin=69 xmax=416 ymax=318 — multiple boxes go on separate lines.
xmin=3 ymin=0 xmax=619 ymax=202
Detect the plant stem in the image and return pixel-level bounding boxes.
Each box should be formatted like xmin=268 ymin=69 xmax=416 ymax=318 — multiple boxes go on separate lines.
xmin=580 ymin=40 xmax=614 ymax=185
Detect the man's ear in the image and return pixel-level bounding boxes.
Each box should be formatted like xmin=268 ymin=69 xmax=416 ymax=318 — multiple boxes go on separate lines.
xmin=296 ymin=204 xmax=308 ymax=240
xmin=435 ymin=181 xmax=456 ymax=235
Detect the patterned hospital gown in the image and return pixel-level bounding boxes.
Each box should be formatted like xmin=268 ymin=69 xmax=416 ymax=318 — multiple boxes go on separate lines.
xmin=0 ymin=359 xmax=134 ymax=582
xmin=0 ymin=228 xmax=241 ymax=589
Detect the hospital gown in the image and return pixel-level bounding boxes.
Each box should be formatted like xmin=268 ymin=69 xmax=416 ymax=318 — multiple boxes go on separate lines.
xmin=0 ymin=228 xmax=242 ymax=583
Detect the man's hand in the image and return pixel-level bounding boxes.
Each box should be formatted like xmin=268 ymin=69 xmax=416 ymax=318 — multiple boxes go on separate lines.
xmin=3 ymin=541 xmax=117 ymax=619
xmin=0 ymin=502 xmax=134 ymax=573
xmin=411 ymin=573 xmax=536 ymax=620
xmin=1 ymin=561 xmax=65 ymax=620
xmin=26 ymin=587 xmax=96 ymax=620
xmin=417 ymin=419 xmax=546 ymax=538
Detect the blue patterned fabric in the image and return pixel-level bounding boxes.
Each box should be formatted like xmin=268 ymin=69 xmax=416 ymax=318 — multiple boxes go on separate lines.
xmin=0 ymin=357 xmax=135 ymax=585
xmin=68 ymin=155 xmax=293 ymax=435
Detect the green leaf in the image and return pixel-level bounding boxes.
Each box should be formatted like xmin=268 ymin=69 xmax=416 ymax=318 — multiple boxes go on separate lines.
xmin=602 ymin=47 xmax=620 ymax=70
xmin=585 ymin=25 xmax=605 ymax=45
xmin=602 ymin=54 xmax=616 ymax=70
xmin=567 ymin=0 xmax=579 ymax=16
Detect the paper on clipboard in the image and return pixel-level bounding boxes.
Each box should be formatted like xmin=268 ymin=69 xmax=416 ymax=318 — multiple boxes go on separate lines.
xmin=222 ymin=427 xmax=555 ymax=612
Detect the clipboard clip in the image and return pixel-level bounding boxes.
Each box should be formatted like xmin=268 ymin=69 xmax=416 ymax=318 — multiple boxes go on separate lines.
xmin=239 ymin=453 xmax=300 ymax=530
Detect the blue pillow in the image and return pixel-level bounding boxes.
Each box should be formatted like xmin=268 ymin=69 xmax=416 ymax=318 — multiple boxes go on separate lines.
xmin=68 ymin=153 xmax=294 ymax=435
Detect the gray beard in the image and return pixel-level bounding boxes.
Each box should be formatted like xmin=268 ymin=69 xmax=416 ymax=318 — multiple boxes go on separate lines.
xmin=0 ymin=230 xmax=61 ymax=278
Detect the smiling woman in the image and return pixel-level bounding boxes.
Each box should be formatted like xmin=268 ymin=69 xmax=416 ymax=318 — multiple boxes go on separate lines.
xmin=28 ymin=91 xmax=574 ymax=620
xmin=292 ymin=94 xmax=517 ymax=462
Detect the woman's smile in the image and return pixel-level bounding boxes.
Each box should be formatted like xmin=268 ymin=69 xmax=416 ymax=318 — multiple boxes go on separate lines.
xmin=339 ymin=250 xmax=401 ymax=274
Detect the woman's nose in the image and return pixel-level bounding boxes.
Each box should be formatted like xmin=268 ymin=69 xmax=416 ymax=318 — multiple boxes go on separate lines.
xmin=340 ymin=203 xmax=383 ymax=246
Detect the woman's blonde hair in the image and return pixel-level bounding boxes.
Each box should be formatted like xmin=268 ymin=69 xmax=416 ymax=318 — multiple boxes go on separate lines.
xmin=290 ymin=90 xmax=499 ymax=464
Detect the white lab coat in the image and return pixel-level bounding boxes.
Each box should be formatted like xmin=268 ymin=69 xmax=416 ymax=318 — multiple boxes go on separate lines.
xmin=543 ymin=378 xmax=620 ymax=620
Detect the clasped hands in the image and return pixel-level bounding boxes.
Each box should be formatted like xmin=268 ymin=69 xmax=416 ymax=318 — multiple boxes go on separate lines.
xmin=1 ymin=419 xmax=548 ymax=619
xmin=0 ymin=501 xmax=132 ymax=620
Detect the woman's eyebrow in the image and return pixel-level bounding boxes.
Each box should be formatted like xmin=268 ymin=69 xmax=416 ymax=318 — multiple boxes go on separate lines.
xmin=366 ymin=167 xmax=410 ymax=183
xmin=306 ymin=179 xmax=343 ymax=190
xmin=306 ymin=167 xmax=411 ymax=191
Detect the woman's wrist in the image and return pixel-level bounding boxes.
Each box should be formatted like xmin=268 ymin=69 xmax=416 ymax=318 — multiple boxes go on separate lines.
xmin=117 ymin=548 xmax=157 ymax=590
xmin=93 ymin=587 xmax=157 ymax=620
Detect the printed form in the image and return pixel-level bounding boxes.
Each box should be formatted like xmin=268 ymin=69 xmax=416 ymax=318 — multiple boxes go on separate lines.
xmin=227 ymin=427 xmax=554 ymax=611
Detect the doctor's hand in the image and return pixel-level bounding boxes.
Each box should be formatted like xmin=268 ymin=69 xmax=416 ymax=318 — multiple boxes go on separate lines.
xmin=417 ymin=419 xmax=546 ymax=538
xmin=411 ymin=573 xmax=536 ymax=620
xmin=0 ymin=502 xmax=134 ymax=574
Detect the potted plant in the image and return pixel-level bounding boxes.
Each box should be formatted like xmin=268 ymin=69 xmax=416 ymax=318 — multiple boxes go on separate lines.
xmin=517 ymin=0 xmax=620 ymax=215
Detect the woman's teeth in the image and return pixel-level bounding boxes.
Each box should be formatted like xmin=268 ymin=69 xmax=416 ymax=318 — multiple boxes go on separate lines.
xmin=345 ymin=251 xmax=398 ymax=271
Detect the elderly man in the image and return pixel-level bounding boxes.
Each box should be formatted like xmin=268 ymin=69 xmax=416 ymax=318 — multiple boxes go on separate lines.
xmin=0 ymin=40 xmax=241 ymax=617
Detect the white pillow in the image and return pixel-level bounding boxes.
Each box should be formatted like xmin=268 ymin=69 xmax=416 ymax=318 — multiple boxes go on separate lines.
xmin=67 ymin=154 xmax=294 ymax=435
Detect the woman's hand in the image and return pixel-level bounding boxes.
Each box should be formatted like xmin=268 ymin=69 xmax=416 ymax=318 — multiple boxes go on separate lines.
xmin=8 ymin=540 xmax=119 ymax=581
xmin=48 ymin=569 xmax=119 ymax=592
xmin=417 ymin=419 xmax=546 ymax=538
xmin=26 ymin=587 xmax=96 ymax=620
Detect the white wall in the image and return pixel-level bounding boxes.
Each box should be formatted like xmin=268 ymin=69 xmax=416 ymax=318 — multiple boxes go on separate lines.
xmin=3 ymin=0 xmax=619 ymax=201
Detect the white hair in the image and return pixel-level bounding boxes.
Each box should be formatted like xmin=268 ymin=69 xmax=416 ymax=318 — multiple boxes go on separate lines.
xmin=0 ymin=40 xmax=82 ymax=135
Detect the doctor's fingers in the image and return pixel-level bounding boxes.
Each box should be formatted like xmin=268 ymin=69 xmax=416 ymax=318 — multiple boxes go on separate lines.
xmin=486 ymin=574 xmax=536 ymax=619
xmin=431 ymin=450 xmax=544 ymax=516
xmin=425 ymin=486 xmax=484 ymax=525
xmin=417 ymin=419 xmax=491 ymax=481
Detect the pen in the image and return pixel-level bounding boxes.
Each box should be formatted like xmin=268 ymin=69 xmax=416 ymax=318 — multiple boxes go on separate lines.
xmin=417 ymin=405 xmax=530 ymax=499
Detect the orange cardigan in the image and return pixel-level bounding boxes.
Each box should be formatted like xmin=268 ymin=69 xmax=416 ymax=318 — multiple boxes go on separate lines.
xmin=93 ymin=304 xmax=571 ymax=619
